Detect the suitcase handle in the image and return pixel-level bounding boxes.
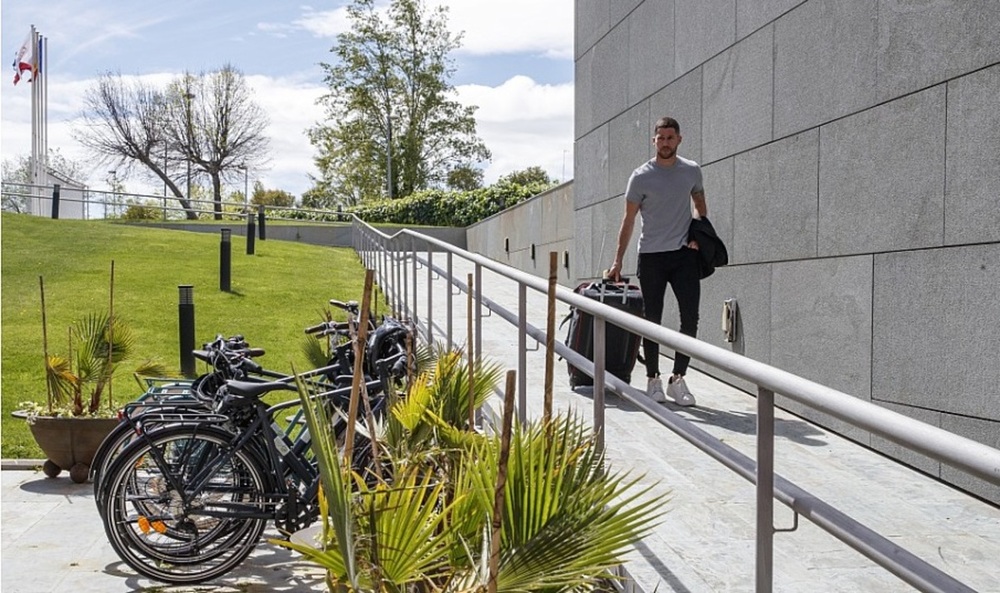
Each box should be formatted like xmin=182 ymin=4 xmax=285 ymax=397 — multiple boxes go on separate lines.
xmin=598 ymin=278 xmax=631 ymax=304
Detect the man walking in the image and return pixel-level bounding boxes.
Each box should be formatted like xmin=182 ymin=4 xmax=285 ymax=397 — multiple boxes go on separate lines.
xmin=607 ymin=116 xmax=706 ymax=406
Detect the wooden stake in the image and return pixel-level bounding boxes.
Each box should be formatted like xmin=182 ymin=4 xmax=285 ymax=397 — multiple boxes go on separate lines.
xmin=344 ymin=269 xmax=374 ymax=467
xmin=467 ymin=272 xmax=475 ymax=430
xmin=488 ymin=370 xmax=517 ymax=593
xmin=39 ymin=276 xmax=52 ymax=414
xmin=544 ymin=252 xmax=558 ymax=425
xmin=105 ymin=260 xmax=115 ymax=414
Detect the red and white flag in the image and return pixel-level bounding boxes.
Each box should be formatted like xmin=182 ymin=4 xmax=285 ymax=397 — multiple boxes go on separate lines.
xmin=12 ymin=31 xmax=36 ymax=85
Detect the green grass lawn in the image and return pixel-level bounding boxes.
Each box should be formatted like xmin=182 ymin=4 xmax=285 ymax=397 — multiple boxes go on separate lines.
xmin=1 ymin=212 xmax=382 ymax=458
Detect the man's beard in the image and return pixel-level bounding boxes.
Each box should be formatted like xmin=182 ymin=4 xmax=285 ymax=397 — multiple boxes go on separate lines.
xmin=657 ymin=146 xmax=675 ymax=160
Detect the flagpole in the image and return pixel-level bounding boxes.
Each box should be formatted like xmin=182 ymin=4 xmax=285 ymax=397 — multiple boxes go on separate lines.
xmin=42 ymin=32 xmax=48 ymax=187
xmin=30 ymin=25 xmax=40 ymax=214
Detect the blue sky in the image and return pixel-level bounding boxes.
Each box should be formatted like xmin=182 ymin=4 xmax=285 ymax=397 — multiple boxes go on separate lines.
xmin=1 ymin=0 xmax=574 ymax=197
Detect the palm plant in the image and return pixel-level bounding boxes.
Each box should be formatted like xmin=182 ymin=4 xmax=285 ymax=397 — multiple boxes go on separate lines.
xmin=43 ymin=311 xmax=166 ymax=416
xmin=276 ymin=349 xmax=665 ymax=592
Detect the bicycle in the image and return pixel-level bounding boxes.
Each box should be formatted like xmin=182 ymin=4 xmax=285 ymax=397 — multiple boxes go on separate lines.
xmin=99 ymin=373 xmax=389 ymax=584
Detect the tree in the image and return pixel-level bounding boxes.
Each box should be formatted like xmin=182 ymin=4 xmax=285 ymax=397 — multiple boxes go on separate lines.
xmin=75 ymin=67 xmax=270 ymax=220
xmin=249 ymin=180 xmax=295 ymax=208
xmin=446 ymin=164 xmax=484 ymax=191
xmin=499 ymin=166 xmax=555 ymax=187
xmin=165 ymin=65 xmax=270 ymax=220
xmin=75 ymin=72 xmax=199 ymax=219
xmin=2 ymin=150 xmax=88 ymax=213
xmin=311 ymin=0 xmax=491 ymax=205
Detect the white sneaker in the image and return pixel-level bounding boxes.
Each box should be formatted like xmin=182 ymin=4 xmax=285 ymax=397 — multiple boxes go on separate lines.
xmin=646 ymin=377 xmax=667 ymax=403
xmin=666 ymin=376 xmax=696 ymax=407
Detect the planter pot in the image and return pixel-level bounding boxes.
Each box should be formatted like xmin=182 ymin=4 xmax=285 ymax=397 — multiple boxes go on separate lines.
xmin=13 ymin=411 xmax=120 ymax=483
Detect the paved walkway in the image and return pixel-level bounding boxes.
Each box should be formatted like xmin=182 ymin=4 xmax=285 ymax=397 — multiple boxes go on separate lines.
xmin=407 ymin=256 xmax=1000 ymax=593
xmin=3 ymin=255 xmax=999 ymax=592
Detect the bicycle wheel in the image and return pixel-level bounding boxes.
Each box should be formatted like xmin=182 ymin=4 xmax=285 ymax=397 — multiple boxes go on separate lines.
xmin=100 ymin=425 xmax=270 ymax=584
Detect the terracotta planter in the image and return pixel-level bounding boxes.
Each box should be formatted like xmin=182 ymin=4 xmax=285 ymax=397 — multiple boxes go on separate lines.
xmin=14 ymin=412 xmax=120 ymax=483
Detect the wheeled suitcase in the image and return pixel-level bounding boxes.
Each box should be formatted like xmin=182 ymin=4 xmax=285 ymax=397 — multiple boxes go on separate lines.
xmin=564 ymin=279 xmax=644 ymax=387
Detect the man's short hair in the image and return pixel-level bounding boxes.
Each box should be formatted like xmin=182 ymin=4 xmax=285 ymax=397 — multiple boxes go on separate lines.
xmin=654 ymin=117 xmax=680 ymax=134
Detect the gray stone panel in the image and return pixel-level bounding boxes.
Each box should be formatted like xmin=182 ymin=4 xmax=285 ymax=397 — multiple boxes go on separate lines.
xmin=770 ymin=256 xmax=873 ymax=441
xmin=575 ymin=197 xmax=633 ymax=281
xmin=610 ymin=0 xmax=644 ymax=26
xmin=574 ymin=125 xmax=611 ymax=210
xmin=627 ymin=0 xmax=675 ymax=106
xmin=519 ymin=199 xmax=543 ymax=254
xmin=701 ymin=157 xmax=734 ymax=260
xmin=773 ymin=0 xmax=878 ymax=138
xmin=735 ymin=0 xmax=803 ymax=39
xmin=574 ymin=204 xmax=595 ymax=280
xmin=945 ymin=65 xmax=1000 ymax=246
xmin=574 ymin=49 xmax=595 ymax=136
xmin=876 ymin=0 xmax=1000 ymax=101
xmin=649 ymin=68 xmax=703 ymax=164
xmin=674 ymin=0 xmax=736 ymax=76
xmin=869 ymin=401 xmax=942 ymax=479
xmin=693 ymin=262 xmax=772 ymax=394
xmin=591 ymin=22 xmax=631 ymax=127
xmin=733 ymin=129 xmax=818 ymax=264
xmin=595 ymin=196 xmax=632 ymax=278
xmin=940 ymin=414 xmax=1000 ymax=503
xmin=576 ymin=0 xmax=610 ymax=59
xmin=818 ymin=86 xmax=946 ymax=257
xmin=872 ymin=243 xmax=1000 ymax=419
xmin=702 ymin=25 xmax=774 ymax=163
xmin=548 ymin=184 xmax=576 ymax=241
xmin=609 ymin=102 xmax=652 ymax=199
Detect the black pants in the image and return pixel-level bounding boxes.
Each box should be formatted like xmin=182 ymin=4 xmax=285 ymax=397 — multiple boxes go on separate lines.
xmin=637 ymin=248 xmax=700 ymax=378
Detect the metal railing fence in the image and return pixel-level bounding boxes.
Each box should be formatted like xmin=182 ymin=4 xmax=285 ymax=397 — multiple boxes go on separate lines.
xmin=351 ymin=218 xmax=1000 ymax=593
xmin=0 ymin=182 xmax=353 ymax=223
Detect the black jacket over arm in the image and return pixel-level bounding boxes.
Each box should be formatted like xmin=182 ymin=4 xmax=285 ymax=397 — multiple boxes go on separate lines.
xmin=688 ymin=217 xmax=728 ymax=279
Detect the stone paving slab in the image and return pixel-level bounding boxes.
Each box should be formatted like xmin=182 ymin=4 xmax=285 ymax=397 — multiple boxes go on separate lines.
xmin=410 ymin=256 xmax=1000 ymax=593
xmin=0 ymin=470 xmax=327 ymax=593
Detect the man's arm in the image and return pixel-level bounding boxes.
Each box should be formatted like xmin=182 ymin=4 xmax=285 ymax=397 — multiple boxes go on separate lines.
xmin=691 ymin=190 xmax=707 ymax=218
xmin=688 ymin=190 xmax=708 ymax=250
xmin=608 ymin=200 xmax=640 ymax=280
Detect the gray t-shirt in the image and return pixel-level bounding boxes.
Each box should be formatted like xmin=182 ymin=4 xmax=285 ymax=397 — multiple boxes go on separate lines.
xmin=625 ymin=156 xmax=704 ymax=253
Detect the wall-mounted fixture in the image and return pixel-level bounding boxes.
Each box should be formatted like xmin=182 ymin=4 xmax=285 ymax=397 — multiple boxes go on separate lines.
xmin=722 ymin=298 xmax=739 ymax=343
xmin=530 ymin=243 xmax=536 ymax=260
xmin=563 ymin=250 xmax=570 ymax=269
xmin=504 ymin=237 xmax=510 ymax=253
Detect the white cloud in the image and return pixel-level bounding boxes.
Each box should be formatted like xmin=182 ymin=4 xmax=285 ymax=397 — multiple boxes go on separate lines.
xmin=443 ymin=0 xmax=574 ymax=58
xmin=458 ymin=75 xmax=574 ymax=183
xmin=243 ymin=75 xmax=327 ymax=195
xmin=291 ymin=0 xmax=574 ymax=58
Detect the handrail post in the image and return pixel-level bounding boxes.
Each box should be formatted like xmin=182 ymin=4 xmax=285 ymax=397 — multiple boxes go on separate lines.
xmin=446 ymin=252 xmax=454 ymax=350
xmin=518 ymin=283 xmax=528 ymax=424
xmin=394 ymin=236 xmax=402 ymax=316
xmin=426 ymin=247 xmax=434 ymax=345
xmin=756 ymin=387 xmax=776 ymax=593
xmin=411 ymin=235 xmax=418 ymax=327
xmin=593 ymin=316 xmax=606 ymax=454
xmin=402 ymin=238 xmax=410 ymax=319
xmin=474 ymin=263 xmax=483 ymax=364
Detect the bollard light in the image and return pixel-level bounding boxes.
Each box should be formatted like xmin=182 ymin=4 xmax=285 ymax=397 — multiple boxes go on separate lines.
xmin=220 ymin=229 xmax=232 ymax=292
xmin=51 ymin=184 xmax=61 ymax=220
xmin=178 ymin=285 xmax=196 ymax=377
xmin=246 ymin=213 xmax=256 ymax=255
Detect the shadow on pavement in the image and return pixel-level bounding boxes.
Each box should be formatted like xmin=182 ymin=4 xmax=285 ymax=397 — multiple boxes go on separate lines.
xmin=19 ymin=475 xmax=93 ymax=496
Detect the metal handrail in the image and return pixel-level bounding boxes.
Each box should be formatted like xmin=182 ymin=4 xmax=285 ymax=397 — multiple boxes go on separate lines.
xmin=350 ymin=218 xmax=1000 ymax=593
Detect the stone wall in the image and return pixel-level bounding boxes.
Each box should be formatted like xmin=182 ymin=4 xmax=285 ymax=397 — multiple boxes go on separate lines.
xmin=574 ymin=0 xmax=1000 ymax=501
xmin=466 ymin=182 xmax=577 ymax=285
